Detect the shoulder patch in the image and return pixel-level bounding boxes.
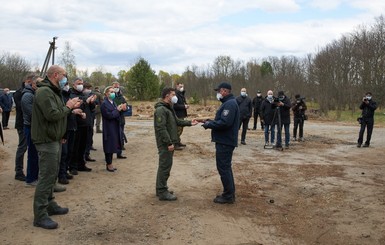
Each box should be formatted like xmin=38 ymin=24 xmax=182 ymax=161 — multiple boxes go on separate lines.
xmin=223 ymin=109 xmax=229 ymax=116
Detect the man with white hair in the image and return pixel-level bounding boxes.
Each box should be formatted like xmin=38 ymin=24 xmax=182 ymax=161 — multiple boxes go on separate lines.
xmin=260 ymin=90 xmax=276 ymax=146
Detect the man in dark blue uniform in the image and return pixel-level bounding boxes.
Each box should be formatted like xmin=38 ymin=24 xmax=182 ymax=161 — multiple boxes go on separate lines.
xmin=202 ymin=82 xmax=240 ymax=204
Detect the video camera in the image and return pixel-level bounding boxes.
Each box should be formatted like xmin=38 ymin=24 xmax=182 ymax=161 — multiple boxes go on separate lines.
xmin=274 ymin=96 xmax=284 ymax=103
xmin=296 ymin=97 xmax=306 ymax=103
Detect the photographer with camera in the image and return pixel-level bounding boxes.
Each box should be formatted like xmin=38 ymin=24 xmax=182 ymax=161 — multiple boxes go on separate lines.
xmin=292 ymin=94 xmax=307 ymax=141
xmin=357 ymin=92 xmax=377 ymax=148
xmin=275 ymin=91 xmax=291 ymax=149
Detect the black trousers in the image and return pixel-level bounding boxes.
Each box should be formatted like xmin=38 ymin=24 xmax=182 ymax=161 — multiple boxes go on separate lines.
xmin=215 ymin=143 xmax=235 ymax=199
xmin=239 ymin=117 xmax=250 ymax=142
xmin=105 ymin=153 xmax=113 ymax=165
xmin=2 ymin=111 xmax=10 ymax=127
xmin=60 ymin=130 xmax=75 ymax=177
xmin=293 ymin=117 xmax=304 ymax=138
xmin=253 ymin=111 xmax=264 ymax=129
xmin=85 ymin=125 xmax=94 ymax=157
xmin=358 ymin=118 xmax=374 ymax=145
xmin=71 ymin=126 xmax=88 ymax=169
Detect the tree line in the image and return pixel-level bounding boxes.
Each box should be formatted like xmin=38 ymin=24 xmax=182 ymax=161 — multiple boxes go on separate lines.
xmin=0 ymin=15 xmax=384 ymax=117
xmin=178 ymin=16 xmax=385 ymax=117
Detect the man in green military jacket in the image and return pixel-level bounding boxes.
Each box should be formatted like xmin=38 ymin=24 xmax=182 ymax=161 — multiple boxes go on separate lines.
xmin=154 ymin=87 xmax=198 ymax=201
xmin=31 ymin=65 xmax=82 ymax=229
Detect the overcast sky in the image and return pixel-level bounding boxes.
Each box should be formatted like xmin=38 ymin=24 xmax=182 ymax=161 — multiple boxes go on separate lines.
xmin=1 ymin=0 xmax=385 ymax=76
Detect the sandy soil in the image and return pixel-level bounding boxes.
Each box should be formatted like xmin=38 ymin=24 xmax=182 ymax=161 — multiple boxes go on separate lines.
xmin=0 ymin=104 xmax=385 ymax=245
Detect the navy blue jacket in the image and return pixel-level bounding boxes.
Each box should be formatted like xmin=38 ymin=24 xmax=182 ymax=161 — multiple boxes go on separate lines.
xmin=0 ymin=92 xmax=13 ymax=112
xmin=101 ymin=97 xmax=122 ymax=153
xmin=205 ymin=94 xmax=240 ymax=147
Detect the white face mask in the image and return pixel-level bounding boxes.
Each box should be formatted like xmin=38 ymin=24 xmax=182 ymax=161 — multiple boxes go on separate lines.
xmin=171 ymin=95 xmax=178 ymax=104
xmin=241 ymin=92 xmax=247 ymax=97
xmin=366 ymin=96 xmax=372 ymax=100
xmin=63 ymin=85 xmax=69 ymax=92
xmin=76 ymin=84 xmax=84 ymax=92
xmin=83 ymin=89 xmax=91 ymax=95
xmin=114 ymin=88 xmax=120 ymax=93
xmin=216 ymin=93 xmax=223 ymax=101
xmin=267 ymin=94 xmax=273 ymax=99
xmin=257 ymin=93 xmax=261 ymax=97
xmin=179 ymin=87 xmax=184 ymax=92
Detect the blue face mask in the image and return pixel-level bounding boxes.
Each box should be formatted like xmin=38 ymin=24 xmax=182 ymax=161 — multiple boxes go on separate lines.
xmin=59 ymin=77 xmax=67 ymax=89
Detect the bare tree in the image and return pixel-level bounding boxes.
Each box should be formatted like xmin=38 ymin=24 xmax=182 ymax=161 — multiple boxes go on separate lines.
xmin=0 ymin=52 xmax=31 ymax=89
xmin=59 ymin=41 xmax=77 ymax=80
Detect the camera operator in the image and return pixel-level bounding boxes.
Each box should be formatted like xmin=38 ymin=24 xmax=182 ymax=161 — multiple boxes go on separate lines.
xmin=357 ymin=92 xmax=377 ymax=147
xmin=291 ymin=94 xmax=307 ymax=141
xmin=275 ymin=91 xmax=291 ymax=149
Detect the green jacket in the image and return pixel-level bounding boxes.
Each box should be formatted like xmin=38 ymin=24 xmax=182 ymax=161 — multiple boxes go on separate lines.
xmin=31 ymin=77 xmax=71 ymax=144
xmin=154 ymin=101 xmax=191 ymax=147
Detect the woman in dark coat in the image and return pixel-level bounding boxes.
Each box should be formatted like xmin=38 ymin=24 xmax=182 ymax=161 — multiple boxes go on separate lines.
xmin=100 ymin=86 xmax=127 ymax=172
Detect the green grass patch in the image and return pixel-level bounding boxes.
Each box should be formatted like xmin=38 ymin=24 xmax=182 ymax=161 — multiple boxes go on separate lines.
xmin=327 ymin=110 xmax=385 ymax=125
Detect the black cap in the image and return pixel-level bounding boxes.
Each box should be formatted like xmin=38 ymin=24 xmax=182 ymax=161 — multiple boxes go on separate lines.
xmin=214 ymin=82 xmax=232 ymax=91
xmin=257 ymin=90 xmax=261 ymax=93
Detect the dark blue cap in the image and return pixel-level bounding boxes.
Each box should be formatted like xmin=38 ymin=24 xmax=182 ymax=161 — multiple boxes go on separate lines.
xmin=214 ymin=82 xmax=232 ymax=91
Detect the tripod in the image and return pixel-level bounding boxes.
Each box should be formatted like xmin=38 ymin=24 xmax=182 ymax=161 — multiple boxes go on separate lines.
xmin=40 ymin=37 xmax=58 ymax=77
xmin=263 ymin=104 xmax=283 ymax=151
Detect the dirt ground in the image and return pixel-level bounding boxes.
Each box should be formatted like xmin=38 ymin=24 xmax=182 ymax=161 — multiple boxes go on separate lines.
xmin=0 ymin=103 xmax=385 ymax=245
